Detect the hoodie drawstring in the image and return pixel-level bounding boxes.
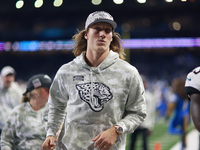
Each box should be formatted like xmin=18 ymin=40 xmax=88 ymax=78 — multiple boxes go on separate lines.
xmin=98 ymin=67 xmax=106 ymax=81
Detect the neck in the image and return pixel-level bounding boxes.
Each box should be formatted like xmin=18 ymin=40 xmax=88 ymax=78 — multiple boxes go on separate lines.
xmin=85 ymin=50 xmax=109 ymax=67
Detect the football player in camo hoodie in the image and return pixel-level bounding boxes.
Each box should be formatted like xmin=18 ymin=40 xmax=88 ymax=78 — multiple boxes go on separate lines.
xmin=42 ymin=11 xmax=146 ymax=150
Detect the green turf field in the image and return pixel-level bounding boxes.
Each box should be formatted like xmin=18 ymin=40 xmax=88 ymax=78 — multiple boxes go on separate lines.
xmin=125 ymin=119 xmax=194 ymax=150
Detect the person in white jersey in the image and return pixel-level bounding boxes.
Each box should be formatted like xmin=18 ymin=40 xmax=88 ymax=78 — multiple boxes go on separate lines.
xmin=185 ymin=66 xmax=200 ymax=132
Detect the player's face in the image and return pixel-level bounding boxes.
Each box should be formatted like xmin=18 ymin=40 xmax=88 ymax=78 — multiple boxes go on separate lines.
xmin=2 ymin=74 xmax=15 ymax=89
xmin=85 ymin=22 xmax=113 ymax=53
xmin=32 ymin=87 xmax=49 ymax=102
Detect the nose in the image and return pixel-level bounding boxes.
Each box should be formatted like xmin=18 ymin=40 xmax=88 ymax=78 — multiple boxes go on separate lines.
xmin=99 ymin=30 xmax=106 ymax=38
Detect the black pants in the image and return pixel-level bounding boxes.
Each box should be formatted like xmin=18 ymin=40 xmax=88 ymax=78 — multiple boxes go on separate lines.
xmin=130 ymin=128 xmax=149 ymax=150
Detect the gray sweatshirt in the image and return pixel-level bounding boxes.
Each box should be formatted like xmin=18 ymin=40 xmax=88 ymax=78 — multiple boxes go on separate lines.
xmin=47 ymin=50 xmax=146 ymax=150
xmin=0 ymin=82 xmax=23 ymax=129
xmin=1 ymin=102 xmax=49 ymax=150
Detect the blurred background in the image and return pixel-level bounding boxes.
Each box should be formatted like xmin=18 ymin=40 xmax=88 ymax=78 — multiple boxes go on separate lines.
xmin=0 ymin=0 xmax=200 ymax=81
xmin=0 ymin=0 xmax=200 ymax=149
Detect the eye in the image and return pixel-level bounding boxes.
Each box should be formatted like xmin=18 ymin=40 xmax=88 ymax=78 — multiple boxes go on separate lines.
xmin=105 ymin=28 xmax=112 ymax=33
xmin=94 ymin=27 xmax=101 ymax=32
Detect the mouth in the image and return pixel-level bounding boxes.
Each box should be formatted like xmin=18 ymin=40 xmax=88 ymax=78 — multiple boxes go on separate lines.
xmin=97 ymin=40 xmax=106 ymax=45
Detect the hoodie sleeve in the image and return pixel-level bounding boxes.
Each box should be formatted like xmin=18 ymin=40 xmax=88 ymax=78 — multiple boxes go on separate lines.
xmin=47 ymin=71 xmax=68 ymax=137
xmin=116 ymin=68 xmax=146 ymax=134
xmin=1 ymin=110 xmax=17 ymax=150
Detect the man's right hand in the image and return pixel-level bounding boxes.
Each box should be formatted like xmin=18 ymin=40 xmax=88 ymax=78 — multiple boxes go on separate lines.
xmin=42 ymin=136 xmax=56 ymax=150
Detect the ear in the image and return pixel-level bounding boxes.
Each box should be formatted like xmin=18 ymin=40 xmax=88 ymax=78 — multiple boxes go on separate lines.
xmin=84 ymin=33 xmax=88 ymax=40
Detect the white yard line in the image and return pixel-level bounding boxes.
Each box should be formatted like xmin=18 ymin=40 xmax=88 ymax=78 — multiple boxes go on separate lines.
xmin=170 ymin=129 xmax=199 ymax=150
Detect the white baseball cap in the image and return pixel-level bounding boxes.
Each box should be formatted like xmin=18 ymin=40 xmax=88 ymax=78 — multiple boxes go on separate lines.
xmin=85 ymin=11 xmax=117 ymax=29
xmin=1 ymin=66 xmax=15 ymax=77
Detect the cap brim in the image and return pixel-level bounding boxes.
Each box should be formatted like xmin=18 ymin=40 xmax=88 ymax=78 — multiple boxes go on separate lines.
xmin=23 ymin=83 xmax=51 ymax=96
xmin=1 ymin=72 xmax=15 ymax=77
xmin=23 ymin=90 xmax=28 ymax=96
xmin=87 ymin=19 xmax=117 ymax=29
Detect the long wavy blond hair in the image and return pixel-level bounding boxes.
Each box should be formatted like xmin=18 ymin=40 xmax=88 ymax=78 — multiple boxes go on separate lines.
xmin=72 ymin=29 xmax=125 ymax=60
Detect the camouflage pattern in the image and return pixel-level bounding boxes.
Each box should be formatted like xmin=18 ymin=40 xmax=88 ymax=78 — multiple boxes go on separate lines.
xmin=0 ymin=82 xmax=23 ymax=129
xmin=47 ymin=50 xmax=146 ymax=150
xmin=1 ymin=102 xmax=49 ymax=150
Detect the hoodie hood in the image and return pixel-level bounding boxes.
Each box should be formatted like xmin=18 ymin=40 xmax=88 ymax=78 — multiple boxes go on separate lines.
xmin=74 ymin=50 xmax=119 ymax=71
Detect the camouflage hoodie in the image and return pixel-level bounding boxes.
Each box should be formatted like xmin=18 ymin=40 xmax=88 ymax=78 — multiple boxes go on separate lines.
xmin=47 ymin=50 xmax=146 ymax=150
xmin=0 ymin=82 xmax=23 ymax=129
xmin=1 ymin=102 xmax=49 ymax=150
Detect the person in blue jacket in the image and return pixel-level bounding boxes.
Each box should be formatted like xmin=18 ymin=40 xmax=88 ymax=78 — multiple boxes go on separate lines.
xmin=166 ymin=78 xmax=190 ymax=150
